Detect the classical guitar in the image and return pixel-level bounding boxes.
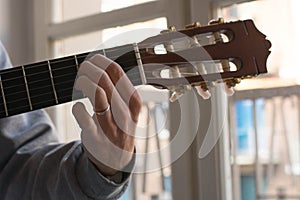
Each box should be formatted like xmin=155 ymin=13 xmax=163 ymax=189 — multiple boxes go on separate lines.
xmin=0 ymin=19 xmax=271 ymax=118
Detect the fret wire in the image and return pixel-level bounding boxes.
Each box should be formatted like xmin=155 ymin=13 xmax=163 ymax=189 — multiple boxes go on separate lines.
xmin=0 ymin=49 xmax=133 ymax=77
xmin=2 ymin=72 xmax=140 ymax=106
xmin=48 ymin=45 xmax=133 ymax=65
xmin=0 ymin=52 xmax=136 ymax=80
xmin=1 ymin=47 xmax=153 ymax=79
xmin=2 ymin=69 xmax=142 ymax=94
xmin=0 ymin=75 xmax=8 ymax=116
xmin=0 ymin=50 xmax=155 ymax=108
xmin=0 ymin=46 xmax=139 ymax=80
xmin=0 ymin=67 xmax=142 ymax=96
xmin=1 ymin=87 xmax=80 ymax=110
xmin=102 ymin=49 xmax=106 ymax=57
xmin=0 ymin=56 xmax=138 ymax=83
xmin=0 ymin=77 xmax=137 ymax=114
xmin=0 ymin=61 xmax=200 ymax=93
xmin=0 ymin=43 xmax=196 ymax=117
xmin=0 ymin=45 xmax=215 ymax=118
xmin=0 ymin=67 xmax=206 ymax=105
xmin=74 ymin=55 xmax=79 ymax=71
xmin=3 ymin=84 xmax=82 ymax=106
xmin=2 ymin=73 xmax=75 ymax=93
xmin=26 ymin=65 xmax=75 ymax=78
xmin=2 ymin=69 xmax=143 ymax=106
xmin=0 ymin=73 xmax=141 ymax=115
xmin=47 ymin=61 xmax=59 ymax=104
xmin=0 ymin=94 xmax=75 ymax=115
xmin=21 ymin=65 xmax=33 ymax=110
xmin=4 ymin=87 xmax=71 ymax=105
xmin=133 ymin=43 xmax=146 ymax=85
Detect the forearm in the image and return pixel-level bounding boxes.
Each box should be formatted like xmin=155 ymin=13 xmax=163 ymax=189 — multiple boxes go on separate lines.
xmin=0 ymin=110 xmax=132 ymax=200
xmin=0 ymin=141 xmax=132 ymax=200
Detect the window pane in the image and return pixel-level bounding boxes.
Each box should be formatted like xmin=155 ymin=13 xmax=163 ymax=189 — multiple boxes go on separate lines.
xmin=218 ymin=0 xmax=300 ymax=79
xmin=52 ymin=0 xmax=101 ymax=23
xmin=219 ymin=1 xmax=300 ymax=199
xmin=53 ymin=17 xmax=167 ymax=57
xmin=52 ymin=0 xmax=158 ymax=23
xmin=101 ymin=0 xmax=157 ymax=12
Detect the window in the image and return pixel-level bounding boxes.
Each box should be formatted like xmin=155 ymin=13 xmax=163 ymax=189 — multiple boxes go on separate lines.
xmin=217 ymin=0 xmax=300 ymax=79
xmin=52 ymin=0 xmax=158 ymax=23
xmin=216 ymin=0 xmax=300 ymax=199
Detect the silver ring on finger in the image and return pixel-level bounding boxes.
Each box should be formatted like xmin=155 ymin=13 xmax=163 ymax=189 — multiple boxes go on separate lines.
xmin=95 ymin=104 xmax=110 ymax=116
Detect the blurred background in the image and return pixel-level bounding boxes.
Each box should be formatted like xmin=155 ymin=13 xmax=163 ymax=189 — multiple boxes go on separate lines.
xmin=1 ymin=0 xmax=300 ymax=199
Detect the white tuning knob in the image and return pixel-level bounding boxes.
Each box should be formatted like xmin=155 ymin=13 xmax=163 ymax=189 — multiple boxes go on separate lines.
xmin=224 ymin=85 xmax=235 ymax=96
xmin=195 ymin=86 xmax=211 ymax=99
xmin=169 ymin=85 xmax=192 ymax=102
xmin=169 ymin=91 xmax=184 ymax=102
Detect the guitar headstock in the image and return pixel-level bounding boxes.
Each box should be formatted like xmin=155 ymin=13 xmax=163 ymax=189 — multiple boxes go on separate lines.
xmin=137 ymin=18 xmax=271 ymax=100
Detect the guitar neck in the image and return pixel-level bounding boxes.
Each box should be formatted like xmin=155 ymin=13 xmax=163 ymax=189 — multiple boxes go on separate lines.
xmin=0 ymin=44 xmax=141 ymax=118
xmin=0 ymin=20 xmax=272 ymax=118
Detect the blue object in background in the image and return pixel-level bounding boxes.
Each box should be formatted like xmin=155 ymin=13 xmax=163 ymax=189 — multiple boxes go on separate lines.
xmin=235 ymin=99 xmax=264 ymax=153
xmin=241 ymin=175 xmax=256 ymax=200
xmin=236 ymin=100 xmax=254 ymax=151
xmin=235 ymin=99 xmax=265 ymax=200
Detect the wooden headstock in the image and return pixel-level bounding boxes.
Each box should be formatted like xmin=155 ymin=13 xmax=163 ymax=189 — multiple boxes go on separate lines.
xmin=137 ymin=19 xmax=271 ymax=99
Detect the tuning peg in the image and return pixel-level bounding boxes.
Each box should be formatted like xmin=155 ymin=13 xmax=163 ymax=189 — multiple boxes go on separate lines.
xmin=169 ymin=25 xmax=176 ymax=32
xmin=225 ymin=78 xmax=241 ymax=88
xmin=169 ymin=85 xmax=191 ymax=102
xmin=208 ymin=18 xmax=225 ymax=25
xmin=195 ymin=86 xmax=211 ymax=100
xmin=224 ymin=85 xmax=235 ymax=96
xmin=169 ymin=91 xmax=184 ymax=102
xmin=160 ymin=25 xmax=176 ymax=34
xmin=223 ymin=78 xmax=241 ymax=96
xmin=185 ymin=22 xmax=201 ymax=29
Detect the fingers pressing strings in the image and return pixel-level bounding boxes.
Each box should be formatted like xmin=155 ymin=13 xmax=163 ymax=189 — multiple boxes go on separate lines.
xmin=78 ymin=55 xmax=141 ymax=122
xmin=78 ymin=60 xmax=127 ymax=109
xmin=76 ymin=59 xmax=135 ymax=134
xmin=75 ymin=75 xmax=109 ymax=112
xmin=89 ymin=54 xmax=142 ymax=122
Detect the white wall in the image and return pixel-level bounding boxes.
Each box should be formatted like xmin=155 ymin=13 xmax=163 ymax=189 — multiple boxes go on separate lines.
xmin=0 ymin=0 xmax=35 ymax=66
xmin=0 ymin=0 xmax=10 ymax=45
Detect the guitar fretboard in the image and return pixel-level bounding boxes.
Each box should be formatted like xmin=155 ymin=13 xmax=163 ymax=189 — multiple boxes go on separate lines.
xmin=0 ymin=44 xmax=140 ymax=118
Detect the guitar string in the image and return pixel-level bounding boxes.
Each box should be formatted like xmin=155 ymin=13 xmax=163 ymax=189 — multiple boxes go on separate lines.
xmin=0 ymin=38 xmax=189 ymax=75
xmin=0 ymin=40 xmax=217 ymax=84
xmin=0 ymin=65 xmax=226 ymax=115
xmin=2 ymin=64 xmax=206 ymax=97
xmin=2 ymin=68 xmax=204 ymax=98
xmin=0 ymin=49 xmax=226 ymax=114
xmin=0 ymin=58 xmax=226 ymax=102
xmin=0 ymin=40 xmax=212 ymax=76
xmin=0 ymin=70 xmax=217 ymax=114
xmin=0 ymin=58 xmax=215 ymax=88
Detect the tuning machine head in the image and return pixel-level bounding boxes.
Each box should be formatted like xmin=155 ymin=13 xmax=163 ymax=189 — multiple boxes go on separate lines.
xmin=185 ymin=22 xmax=201 ymax=29
xmin=160 ymin=25 xmax=176 ymax=34
xmin=225 ymin=78 xmax=241 ymax=88
xmin=208 ymin=18 xmax=225 ymax=25
xmin=169 ymin=85 xmax=192 ymax=102
xmin=223 ymin=78 xmax=242 ymax=96
xmin=169 ymin=25 xmax=176 ymax=32
xmin=195 ymin=84 xmax=211 ymax=99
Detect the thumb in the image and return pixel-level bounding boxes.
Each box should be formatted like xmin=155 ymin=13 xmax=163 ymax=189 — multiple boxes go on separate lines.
xmin=72 ymin=102 xmax=97 ymax=133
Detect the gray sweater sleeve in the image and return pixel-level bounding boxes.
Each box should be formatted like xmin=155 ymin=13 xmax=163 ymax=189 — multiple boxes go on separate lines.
xmin=0 ymin=42 xmax=133 ymax=200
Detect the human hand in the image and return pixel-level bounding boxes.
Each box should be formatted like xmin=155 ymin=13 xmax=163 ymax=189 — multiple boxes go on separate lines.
xmin=72 ymin=54 xmax=142 ymax=176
